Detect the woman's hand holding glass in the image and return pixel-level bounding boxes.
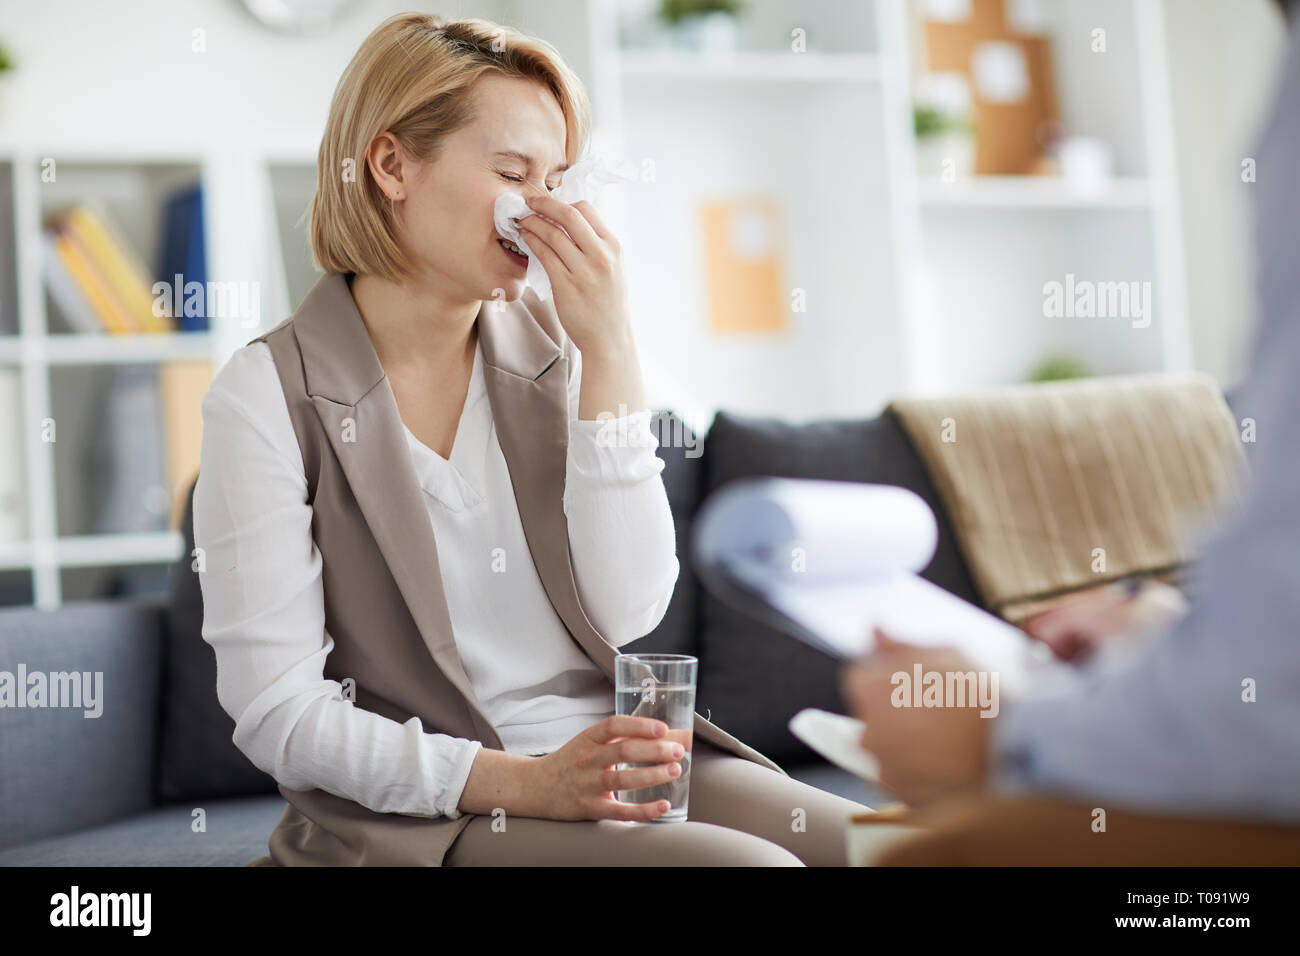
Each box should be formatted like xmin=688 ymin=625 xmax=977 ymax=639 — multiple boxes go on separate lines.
xmin=527 ymin=715 xmax=685 ymax=822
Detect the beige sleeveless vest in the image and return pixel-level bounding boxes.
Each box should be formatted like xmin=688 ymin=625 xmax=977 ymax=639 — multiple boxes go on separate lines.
xmin=242 ymin=271 xmax=785 ymax=866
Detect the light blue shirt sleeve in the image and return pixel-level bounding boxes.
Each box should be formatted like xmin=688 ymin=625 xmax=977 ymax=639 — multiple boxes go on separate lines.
xmin=987 ymin=11 xmax=1300 ymax=825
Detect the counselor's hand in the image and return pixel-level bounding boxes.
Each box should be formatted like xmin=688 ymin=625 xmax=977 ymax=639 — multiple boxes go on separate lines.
xmin=1022 ymin=580 xmax=1188 ymax=663
xmin=840 ymin=629 xmax=994 ymax=807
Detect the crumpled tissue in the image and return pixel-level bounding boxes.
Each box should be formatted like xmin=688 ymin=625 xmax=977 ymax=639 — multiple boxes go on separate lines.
xmin=493 ymin=151 xmax=638 ymax=301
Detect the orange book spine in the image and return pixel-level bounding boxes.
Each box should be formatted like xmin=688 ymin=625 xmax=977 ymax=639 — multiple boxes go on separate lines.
xmin=53 ymin=228 xmax=137 ymax=334
xmin=65 ymin=204 xmax=173 ymax=333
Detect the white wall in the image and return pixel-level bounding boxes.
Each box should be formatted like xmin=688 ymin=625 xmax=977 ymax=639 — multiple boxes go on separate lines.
xmin=1163 ymin=0 xmax=1289 ymax=388
xmin=0 ymin=0 xmax=508 ymax=151
xmin=2 ymin=0 xmax=1288 ymax=399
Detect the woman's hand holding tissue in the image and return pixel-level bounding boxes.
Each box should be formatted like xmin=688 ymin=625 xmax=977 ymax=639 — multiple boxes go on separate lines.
xmin=517 ymin=193 xmax=630 ymax=353
xmin=518 ymin=193 xmax=646 ymax=419
xmin=840 ymin=629 xmax=994 ymax=807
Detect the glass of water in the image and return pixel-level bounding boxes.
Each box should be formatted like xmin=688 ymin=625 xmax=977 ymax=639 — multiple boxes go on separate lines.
xmin=613 ymin=653 xmax=697 ymax=823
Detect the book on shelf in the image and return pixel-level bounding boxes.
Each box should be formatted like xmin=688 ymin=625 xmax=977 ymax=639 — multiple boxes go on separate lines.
xmin=159 ymin=360 xmax=211 ymax=530
xmin=64 ymin=202 xmax=173 ymax=333
xmin=42 ymin=198 xmax=180 ymax=335
xmin=45 ymin=221 xmax=139 ymax=334
xmin=7 ymin=352 xmax=208 ymax=545
xmin=158 ymin=181 xmax=208 ymax=333
xmin=42 ymin=229 xmax=105 ymax=334
xmin=70 ymin=357 xmax=209 ymax=538
xmin=81 ymin=364 xmax=171 ymax=537
xmin=0 ymin=185 xmax=16 ymax=337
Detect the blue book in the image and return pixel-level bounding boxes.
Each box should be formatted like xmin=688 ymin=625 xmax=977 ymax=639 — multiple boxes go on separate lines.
xmin=158 ymin=182 xmax=207 ymax=332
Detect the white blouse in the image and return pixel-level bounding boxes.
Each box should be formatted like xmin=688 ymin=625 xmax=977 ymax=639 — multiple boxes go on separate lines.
xmin=193 ymin=332 xmax=679 ymax=821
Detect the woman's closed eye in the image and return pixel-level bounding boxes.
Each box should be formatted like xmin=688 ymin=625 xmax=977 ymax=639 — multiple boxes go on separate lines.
xmin=499 ymin=172 xmax=557 ymax=191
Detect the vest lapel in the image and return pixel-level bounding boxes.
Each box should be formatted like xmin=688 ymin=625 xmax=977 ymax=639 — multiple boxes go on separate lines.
xmin=477 ymin=307 xmax=752 ymax=753
xmin=290 ymin=273 xmax=619 ymax=740
xmin=292 ymin=272 xmax=502 ymax=749
xmin=477 ymin=298 xmax=620 ymax=683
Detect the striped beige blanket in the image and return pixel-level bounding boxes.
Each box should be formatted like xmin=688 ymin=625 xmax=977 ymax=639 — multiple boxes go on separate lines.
xmin=888 ymin=372 xmax=1246 ymax=624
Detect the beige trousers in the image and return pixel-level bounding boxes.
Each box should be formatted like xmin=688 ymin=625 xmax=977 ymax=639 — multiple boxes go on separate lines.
xmin=443 ymin=737 xmax=874 ymax=866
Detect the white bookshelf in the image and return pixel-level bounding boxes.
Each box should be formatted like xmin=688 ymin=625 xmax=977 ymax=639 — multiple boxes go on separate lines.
xmin=618 ymin=49 xmax=885 ymax=82
xmin=506 ymin=0 xmax=1191 ymax=420
xmin=0 ymin=0 xmax=1192 ymax=608
xmin=893 ymin=0 xmax=1191 ymax=393
xmin=0 ymin=146 xmax=255 ymax=609
xmin=0 ymin=331 xmax=215 ymax=364
xmin=914 ymin=175 xmax=1156 ymax=208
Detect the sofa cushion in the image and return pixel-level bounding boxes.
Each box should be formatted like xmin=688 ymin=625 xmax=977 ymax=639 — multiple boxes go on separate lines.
xmin=0 ymin=794 xmax=284 ymax=866
xmin=0 ymin=599 xmax=163 ymax=850
xmin=692 ymin=409 xmax=981 ymax=765
xmin=155 ymin=477 xmax=278 ymax=803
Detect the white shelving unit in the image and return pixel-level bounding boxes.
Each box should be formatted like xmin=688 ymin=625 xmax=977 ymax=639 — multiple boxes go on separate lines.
xmin=914 ymin=175 xmax=1156 ymax=208
xmin=510 ymin=0 xmax=1191 ymax=420
xmin=893 ymin=0 xmax=1191 ymax=394
xmin=0 ymin=0 xmax=1191 ymax=607
xmin=0 ymin=146 xmax=253 ymax=608
xmin=617 ymin=49 xmax=885 ymax=82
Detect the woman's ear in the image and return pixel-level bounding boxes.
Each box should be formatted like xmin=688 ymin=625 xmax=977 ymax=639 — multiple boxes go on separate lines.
xmin=367 ymin=131 xmax=407 ymax=202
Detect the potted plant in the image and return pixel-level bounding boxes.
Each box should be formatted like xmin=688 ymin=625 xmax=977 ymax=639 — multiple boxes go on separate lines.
xmin=659 ymin=0 xmax=746 ymax=54
xmin=0 ymin=40 xmax=13 ymax=120
xmin=1027 ymin=354 xmax=1090 ymax=383
xmin=913 ymin=104 xmax=975 ymax=181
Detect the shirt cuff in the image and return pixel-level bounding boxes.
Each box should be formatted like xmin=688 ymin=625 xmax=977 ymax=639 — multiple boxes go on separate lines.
xmin=432 ymin=737 xmax=484 ymax=819
xmin=568 ymin=410 xmax=664 ymax=486
xmin=985 ymin=698 xmax=1042 ymax=795
xmin=984 ymin=660 xmax=1093 ymax=795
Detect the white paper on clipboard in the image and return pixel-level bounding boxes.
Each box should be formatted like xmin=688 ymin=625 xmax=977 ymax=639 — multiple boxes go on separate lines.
xmin=691 ymin=477 xmax=1051 ymax=693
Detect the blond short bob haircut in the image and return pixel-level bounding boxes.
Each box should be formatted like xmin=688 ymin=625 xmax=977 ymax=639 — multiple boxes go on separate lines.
xmin=311 ymin=12 xmax=592 ymax=282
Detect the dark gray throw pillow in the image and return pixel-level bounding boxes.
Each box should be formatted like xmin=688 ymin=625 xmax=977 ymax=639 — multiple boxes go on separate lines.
xmin=156 ymin=476 xmax=278 ymax=803
xmin=691 ymin=409 xmax=981 ymax=766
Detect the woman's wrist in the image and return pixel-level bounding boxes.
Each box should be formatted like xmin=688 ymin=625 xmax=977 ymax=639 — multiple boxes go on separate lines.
xmin=575 ymin=330 xmax=647 ymax=421
xmin=576 ymin=323 xmax=638 ymax=374
xmin=457 ymin=746 xmax=541 ymax=818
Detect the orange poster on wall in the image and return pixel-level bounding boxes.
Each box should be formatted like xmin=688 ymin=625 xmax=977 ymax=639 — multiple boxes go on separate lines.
xmin=699 ymin=195 xmax=787 ymax=334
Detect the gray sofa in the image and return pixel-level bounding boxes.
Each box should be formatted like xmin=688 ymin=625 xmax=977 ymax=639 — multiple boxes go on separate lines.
xmin=0 ymin=406 xmax=1031 ymax=865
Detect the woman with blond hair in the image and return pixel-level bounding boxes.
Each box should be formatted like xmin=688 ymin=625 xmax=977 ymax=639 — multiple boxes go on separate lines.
xmin=194 ymin=11 xmax=871 ymax=866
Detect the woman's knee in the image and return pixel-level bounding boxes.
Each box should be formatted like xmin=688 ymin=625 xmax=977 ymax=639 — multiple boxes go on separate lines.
xmin=444 ymin=812 xmax=806 ymax=866
xmin=672 ymin=822 xmax=804 ymax=866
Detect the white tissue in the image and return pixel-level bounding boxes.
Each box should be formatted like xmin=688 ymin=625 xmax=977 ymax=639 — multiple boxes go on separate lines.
xmin=493 ymin=151 xmax=638 ymax=301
